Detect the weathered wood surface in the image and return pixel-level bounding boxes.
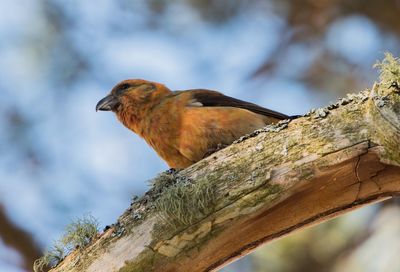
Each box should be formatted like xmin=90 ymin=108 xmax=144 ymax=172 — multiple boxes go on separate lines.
xmin=51 ymin=83 xmax=400 ymax=272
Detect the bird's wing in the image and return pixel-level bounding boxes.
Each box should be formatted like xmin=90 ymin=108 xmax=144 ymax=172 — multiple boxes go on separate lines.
xmin=181 ymin=89 xmax=290 ymax=120
xmin=178 ymin=105 xmax=269 ymax=162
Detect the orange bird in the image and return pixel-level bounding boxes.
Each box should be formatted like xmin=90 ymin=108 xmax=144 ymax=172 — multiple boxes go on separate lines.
xmin=96 ymin=79 xmax=291 ymax=169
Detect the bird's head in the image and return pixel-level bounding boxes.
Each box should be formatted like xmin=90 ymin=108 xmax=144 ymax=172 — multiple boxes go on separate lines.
xmin=96 ymin=79 xmax=170 ymax=113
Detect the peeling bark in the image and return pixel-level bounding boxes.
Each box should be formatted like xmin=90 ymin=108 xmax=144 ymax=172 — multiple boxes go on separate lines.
xmin=50 ymin=83 xmax=400 ymax=272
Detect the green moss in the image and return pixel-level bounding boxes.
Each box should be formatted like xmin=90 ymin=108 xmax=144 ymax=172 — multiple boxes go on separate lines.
xmin=154 ymin=177 xmax=216 ymax=229
xmin=238 ymin=184 xmax=283 ymax=209
xmin=118 ymin=250 xmax=155 ymax=272
xmin=298 ymin=166 xmax=315 ymax=180
xmin=374 ymin=52 xmax=400 ymax=87
xmin=33 ymin=214 xmax=99 ymax=272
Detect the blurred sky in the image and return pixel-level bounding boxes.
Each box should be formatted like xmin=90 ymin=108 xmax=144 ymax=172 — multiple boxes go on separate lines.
xmin=0 ymin=1 xmax=399 ymax=271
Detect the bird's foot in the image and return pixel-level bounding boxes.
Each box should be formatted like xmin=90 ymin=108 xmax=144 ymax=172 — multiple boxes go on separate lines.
xmin=203 ymin=143 xmax=228 ymax=158
xmin=166 ymin=168 xmax=180 ymax=174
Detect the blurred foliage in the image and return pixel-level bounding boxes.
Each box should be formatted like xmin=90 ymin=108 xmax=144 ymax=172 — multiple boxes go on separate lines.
xmin=252 ymin=214 xmax=371 ymax=272
xmin=145 ymin=0 xmax=400 ymax=94
xmin=250 ymin=202 xmax=400 ymax=272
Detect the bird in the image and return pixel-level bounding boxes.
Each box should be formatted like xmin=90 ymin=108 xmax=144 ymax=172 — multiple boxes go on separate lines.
xmin=96 ymin=79 xmax=293 ymax=169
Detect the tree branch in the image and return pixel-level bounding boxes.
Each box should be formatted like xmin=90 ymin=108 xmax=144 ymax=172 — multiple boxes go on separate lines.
xmin=0 ymin=205 xmax=42 ymax=271
xmin=50 ymin=83 xmax=400 ymax=272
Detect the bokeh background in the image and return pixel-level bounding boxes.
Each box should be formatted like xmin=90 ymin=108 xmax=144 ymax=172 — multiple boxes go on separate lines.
xmin=1 ymin=1 xmax=400 ymax=271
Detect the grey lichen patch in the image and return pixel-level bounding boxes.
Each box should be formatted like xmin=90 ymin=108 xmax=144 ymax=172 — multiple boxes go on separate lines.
xmin=304 ymin=90 xmax=370 ymax=122
xmin=314 ymin=108 xmax=329 ymax=118
xmin=119 ymin=170 xmax=184 ymax=230
xmin=234 ymin=119 xmax=292 ymax=144
xmin=33 ymin=243 xmax=65 ymax=272
xmin=34 ymin=214 xmax=99 ymax=272
xmin=153 ymin=180 xmax=284 ymax=258
xmin=149 ymin=171 xmax=179 ymax=195
xmin=298 ymin=105 xmax=371 ymax=162
xmin=61 ymin=215 xmax=99 ymax=249
xmin=154 ymin=177 xmax=216 ymax=229
xmin=374 ymin=52 xmax=400 ymax=90
xmin=132 ymin=170 xmax=181 ymax=209
xmin=107 ymin=221 xmax=126 ymax=238
xmin=373 ymin=95 xmax=390 ymax=108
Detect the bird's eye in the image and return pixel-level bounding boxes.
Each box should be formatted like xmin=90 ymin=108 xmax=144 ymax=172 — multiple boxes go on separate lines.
xmin=120 ymin=84 xmax=130 ymax=90
xmin=115 ymin=83 xmax=131 ymax=95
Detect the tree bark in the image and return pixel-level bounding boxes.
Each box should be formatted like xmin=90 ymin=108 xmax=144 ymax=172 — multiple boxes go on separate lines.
xmin=51 ymin=83 xmax=400 ymax=272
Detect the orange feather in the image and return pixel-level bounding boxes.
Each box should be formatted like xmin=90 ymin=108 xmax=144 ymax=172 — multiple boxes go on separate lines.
xmin=96 ymin=79 xmax=289 ymax=168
